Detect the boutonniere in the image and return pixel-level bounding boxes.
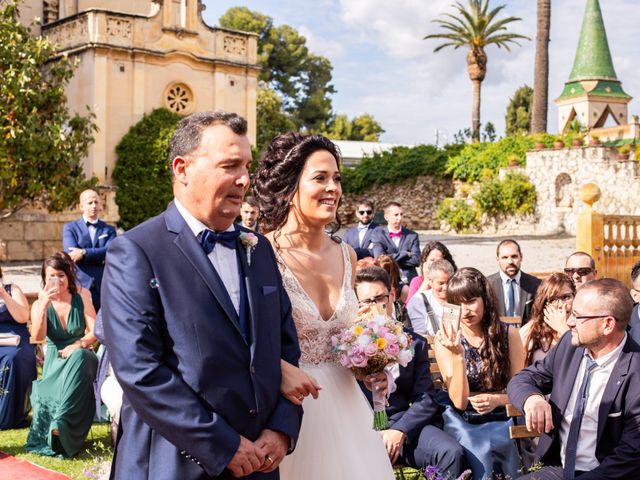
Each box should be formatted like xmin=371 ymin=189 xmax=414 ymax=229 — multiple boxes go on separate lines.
xmin=239 ymin=232 xmax=258 ymax=266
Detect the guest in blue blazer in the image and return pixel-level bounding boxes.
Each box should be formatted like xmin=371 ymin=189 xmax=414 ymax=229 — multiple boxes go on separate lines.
xmin=371 ymin=202 xmax=420 ymax=283
xmin=342 ymin=199 xmax=379 ymax=259
xmin=509 ymin=278 xmax=640 ymax=479
xmin=101 ymin=112 xmax=302 ymax=479
xmin=355 ymin=266 xmax=466 ymax=477
xmin=62 ymin=189 xmax=116 ymax=310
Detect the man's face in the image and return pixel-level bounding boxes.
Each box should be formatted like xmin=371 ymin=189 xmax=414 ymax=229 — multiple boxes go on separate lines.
xmin=497 ymin=242 xmax=522 ymax=278
xmin=356 ymin=280 xmax=394 ymax=317
xmin=240 ymin=203 xmax=258 ymax=229
xmin=173 ymin=125 xmax=251 ymax=231
xmin=565 ymin=255 xmax=597 ymax=288
xmin=356 ymin=204 xmax=373 ymax=225
xmin=567 ymin=288 xmax=610 ymax=348
xmin=384 ymin=206 xmax=403 ymax=231
xmin=80 ymin=190 xmax=101 ymax=221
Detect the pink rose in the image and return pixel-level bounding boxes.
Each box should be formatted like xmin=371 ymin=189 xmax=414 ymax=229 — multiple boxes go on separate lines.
xmin=340 ymin=354 xmax=353 ymax=368
xmin=385 ymin=342 xmax=400 ymax=356
xmin=364 ymin=343 xmax=378 ymax=357
xmin=377 ymin=327 xmax=389 ymax=337
xmin=350 ymin=347 xmax=368 ymax=368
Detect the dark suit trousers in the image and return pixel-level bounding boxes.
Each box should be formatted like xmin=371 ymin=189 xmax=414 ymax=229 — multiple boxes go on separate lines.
xmin=401 ymin=425 xmax=467 ymax=476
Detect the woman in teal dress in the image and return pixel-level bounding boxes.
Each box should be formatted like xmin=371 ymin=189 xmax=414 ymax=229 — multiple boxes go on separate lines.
xmin=25 ymin=252 xmax=98 ymax=457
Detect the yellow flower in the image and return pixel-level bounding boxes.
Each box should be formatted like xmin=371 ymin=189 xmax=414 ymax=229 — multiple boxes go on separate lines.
xmin=376 ymin=338 xmax=387 ymax=350
xmin=354 ymin=326 xmax=364 ymax=336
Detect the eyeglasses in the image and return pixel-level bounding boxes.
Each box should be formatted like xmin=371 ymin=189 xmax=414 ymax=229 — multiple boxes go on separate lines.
xmin=358 ymin=210 xmax=373 ymax=215
xmin=570 ymin=312 xmax=616 ymax=324
xmin=550 ymin=293 xmax=574 ymax=303
xmin=564 ymin=267 xmax=594 ymax=277
xmin=358 ymin=293 xmax=389 ymax=306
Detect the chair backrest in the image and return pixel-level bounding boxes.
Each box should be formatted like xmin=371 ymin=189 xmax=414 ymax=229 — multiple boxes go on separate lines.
xmin=501 ymin=316 xmax=522 ymax=328
xmin=426 ymin=335 xmax=443 ymax=390
xmin=506 ymin=403 xmax=540 ymax=439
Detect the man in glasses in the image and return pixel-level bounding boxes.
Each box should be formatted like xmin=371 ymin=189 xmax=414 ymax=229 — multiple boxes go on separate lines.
xmin=343 ymin=200 xmax=379 ymax=259
xmin=508 ymin=278 xmax=640 ymax=479
xmin=564 ymin=252 xmax=598 ymax=289
xmin=354 ymin=267 xmax=466 ymax=476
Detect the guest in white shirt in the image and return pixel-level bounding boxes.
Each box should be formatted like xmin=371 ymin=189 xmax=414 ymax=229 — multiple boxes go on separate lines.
xmin=407 ymin=259 xmax=454 ymax=336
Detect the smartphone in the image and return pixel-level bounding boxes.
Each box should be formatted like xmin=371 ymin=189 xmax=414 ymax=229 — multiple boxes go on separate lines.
xmin=46 ymin=277 xmax=60 ymax=290
xmin=442 ymin=302 xmax=461 ymax=333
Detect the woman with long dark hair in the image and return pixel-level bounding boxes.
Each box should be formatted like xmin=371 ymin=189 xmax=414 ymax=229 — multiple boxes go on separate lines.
xmin=434 ymin=267 xmax=524 ymax=480
xmin=254 ymin=132 xmax=394 ymax=479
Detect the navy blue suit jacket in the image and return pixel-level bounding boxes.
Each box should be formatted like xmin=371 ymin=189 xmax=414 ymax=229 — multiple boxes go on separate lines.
xmin=342 ymin=222 xmax=379 ymax=259
xmin=371 ymin=226 xmax=420 ymax=282
xmin=508 ymin=332 xmax=640 ymax=479
xmin=628 ymin=304 xmax=640 ymax=344
xmin=101 ymin=202 xmax=302 ymax=479
xmin=63 ymin=218 xmax=116 ymax=303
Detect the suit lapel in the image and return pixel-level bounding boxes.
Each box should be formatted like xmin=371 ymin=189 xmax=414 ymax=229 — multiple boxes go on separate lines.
xmin=78 ymin=218 xmax=92 ymax=246
xmin=596 ymin=342 xmax=633 ymax=443
xmin=396 ymin=228 xmax=407 ymax=253
xmin=383 ymin=228 xmax=398 ymax=253
xmin=557 ymin=347 xmax=586 ymax=412
xmin=492 ymin=276 xmax=506 ymax=316
xmin=517 ymin=280 xmax=528 ymax=318
xmin=237 ymin=235 xmax=259 ymax=357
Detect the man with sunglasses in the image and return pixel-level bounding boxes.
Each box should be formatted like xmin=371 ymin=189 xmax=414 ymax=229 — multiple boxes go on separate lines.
xmin=343 ymin=200 xmax=379 ymax=259
xmin=564 ymin=252 xmax=598 ymax=289
xmin=508 ymin=278 xmax=640 ymax=479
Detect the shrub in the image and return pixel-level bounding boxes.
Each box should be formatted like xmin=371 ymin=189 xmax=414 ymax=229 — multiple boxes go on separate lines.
xmin=473 ymin=172 xmax=536 ymax=216
xmin=436 ymin=198 xmax=478 ymax=232
xmin=473 ymin=179 xmax=503 ymax=215
xmin=113 ymin=108 xmax=181 ymax=230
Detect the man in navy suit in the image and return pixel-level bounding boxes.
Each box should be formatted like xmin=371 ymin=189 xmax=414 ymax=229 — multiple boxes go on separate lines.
xmin=101 ymin=112 xmax=302 ymax=479
xmin=508 ymin=278 xmax=640 ymax=479
xmin=342 ymin=200 xmax=379 ymax=259
xmin=355 ymin=267 xmax=466 ymax=476
xmin=63 ymin=189 xmax=116 ymax=310
xmin=627 ymin=262 xmax=640 ymax=344
xmin=371 ymin=202 xmax=420 ymax=283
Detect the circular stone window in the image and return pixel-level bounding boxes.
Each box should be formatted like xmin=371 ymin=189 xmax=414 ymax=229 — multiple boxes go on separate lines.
xmin=164 ymin=82 xmax=195 ymax=115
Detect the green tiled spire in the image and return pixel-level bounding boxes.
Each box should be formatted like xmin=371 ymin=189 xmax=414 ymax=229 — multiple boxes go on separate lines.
xmin=568 ymin=0 xmax=617 ymax=81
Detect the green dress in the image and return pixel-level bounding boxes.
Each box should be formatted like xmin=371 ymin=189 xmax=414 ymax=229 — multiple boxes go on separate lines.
xmin=25 ymin=294 xmax=98 ymax=457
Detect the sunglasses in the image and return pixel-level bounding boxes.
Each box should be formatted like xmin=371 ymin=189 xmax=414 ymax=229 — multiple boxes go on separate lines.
xmin=358 ymin=210 xmax=373 ymax=215
xmin=564 ymin=267 xmax=593 ymax=277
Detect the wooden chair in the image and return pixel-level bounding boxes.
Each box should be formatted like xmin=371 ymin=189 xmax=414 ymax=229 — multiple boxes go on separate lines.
xmin=506 ymin=403 xmax=539 ymax=440
xmin=500 ymin=316 xmax=522 ymax=328
xmin=425 ymin=336 xmax=443 ymax=390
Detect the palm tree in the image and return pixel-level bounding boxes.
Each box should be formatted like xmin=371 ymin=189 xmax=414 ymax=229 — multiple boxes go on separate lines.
xmin=531 ymin=0 xmax=551 ymax=134
xmin=425 ymin=0 xmax=529 ymax=141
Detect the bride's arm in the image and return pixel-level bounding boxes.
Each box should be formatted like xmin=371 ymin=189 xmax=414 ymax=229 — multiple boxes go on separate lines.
xmin=280 ymin=360 xmax=321 ymax=405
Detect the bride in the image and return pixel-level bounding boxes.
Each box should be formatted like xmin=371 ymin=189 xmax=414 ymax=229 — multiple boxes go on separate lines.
xmin=254 ymin=132 xmax=395 ymax=479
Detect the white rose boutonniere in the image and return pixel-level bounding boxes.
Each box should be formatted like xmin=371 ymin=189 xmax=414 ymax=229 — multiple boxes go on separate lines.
xmin=239 ymin=232 xmax=258 ymax=266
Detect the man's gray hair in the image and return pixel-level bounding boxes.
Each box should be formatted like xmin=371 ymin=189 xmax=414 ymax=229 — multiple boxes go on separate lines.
xmin=427 ymin=259 xmax=455 ymax=280
xmin=168 ymin=111 xmax=248 ymax=175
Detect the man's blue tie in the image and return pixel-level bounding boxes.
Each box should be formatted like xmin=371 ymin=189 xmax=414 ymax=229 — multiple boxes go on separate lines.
xmin=563 ymin=357 xmax=598 ymax=480
xmin=198 ymin=229 xmax=240 ymax=254
xmin=506 ymin=278 xmax=516 ymax=316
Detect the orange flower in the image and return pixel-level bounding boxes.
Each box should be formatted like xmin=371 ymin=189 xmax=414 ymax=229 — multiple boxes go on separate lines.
xmin=376 ymin=338 xmax=387 ymax=350
xmin=354 ymin=326 xmax=364 ymax=336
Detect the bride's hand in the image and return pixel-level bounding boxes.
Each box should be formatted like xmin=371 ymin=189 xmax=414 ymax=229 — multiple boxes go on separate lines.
xmin=280 ymin=360 xmax=321 ymax=405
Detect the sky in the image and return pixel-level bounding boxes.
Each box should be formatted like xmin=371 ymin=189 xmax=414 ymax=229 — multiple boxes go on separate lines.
xmin=201 ymin=1 xmax=640 ymax=145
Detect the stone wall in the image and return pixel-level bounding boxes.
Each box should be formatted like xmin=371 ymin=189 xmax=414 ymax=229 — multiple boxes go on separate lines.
xmin=525 ymin=146 xmax=639 ymax=235
xmin=340 ymin=176 xmax=454 ymax=229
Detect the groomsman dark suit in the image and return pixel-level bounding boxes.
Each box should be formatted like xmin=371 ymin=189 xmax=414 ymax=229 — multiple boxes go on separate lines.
xmin=627 ymin=303 xmax=640 ymax=344
xmin=343 ymin=222 xmax=379 ymax=259
xmin=63 ymin=189 xmax=116 ymax=310
xmin=101 ymin=112 xmax=302 ymax=479
xmin=488 ymin=271 xmax=540 ymax=324
xmin=371 ymin=226 xmax=420 ymax=283
xmin=508 ymin=279 xmax=640 ymax=480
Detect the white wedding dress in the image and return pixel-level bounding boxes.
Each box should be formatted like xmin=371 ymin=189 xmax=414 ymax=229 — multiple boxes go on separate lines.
xmin=278 ymin=242 xmax=395 ymax=479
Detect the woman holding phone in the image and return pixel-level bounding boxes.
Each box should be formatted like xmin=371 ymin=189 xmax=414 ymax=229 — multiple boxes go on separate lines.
xmin=434 ymin=267 xmax=524 ymax=480
xmin=25 ymin=252 xmax=98 ymax=457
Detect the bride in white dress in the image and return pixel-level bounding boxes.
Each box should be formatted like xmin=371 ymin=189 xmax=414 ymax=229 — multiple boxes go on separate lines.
xmin=254 ymin=132 xmax=395 ymax=479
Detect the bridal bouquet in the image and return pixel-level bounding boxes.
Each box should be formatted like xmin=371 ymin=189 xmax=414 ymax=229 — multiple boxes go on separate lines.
xmin=332 ymin=308 xmax=414 ymax=430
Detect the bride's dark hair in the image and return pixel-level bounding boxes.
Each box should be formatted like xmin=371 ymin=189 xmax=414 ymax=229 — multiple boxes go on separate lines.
xmin=253 ymin=132 xmax=343 ymax=237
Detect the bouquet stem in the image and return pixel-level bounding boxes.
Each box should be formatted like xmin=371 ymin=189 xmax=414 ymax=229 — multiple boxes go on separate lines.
xmin=372 ymin=388 xmax=389 ymax=431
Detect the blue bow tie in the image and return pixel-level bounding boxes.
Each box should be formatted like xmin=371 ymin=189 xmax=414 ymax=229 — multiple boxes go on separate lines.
xmin=198 ymin=229 xmax=241 ymax=254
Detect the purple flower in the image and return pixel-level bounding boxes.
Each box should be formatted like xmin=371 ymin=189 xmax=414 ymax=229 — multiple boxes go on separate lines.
xmin=350 ymin=346 xmax=368 ymax=368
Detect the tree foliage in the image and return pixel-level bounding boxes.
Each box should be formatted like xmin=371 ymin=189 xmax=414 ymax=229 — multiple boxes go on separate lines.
xmin=325 ymin=114 xmax=385 ymax=142
xmin=0 ymin=1 xmax=97 ymax=218
xmin=505 ymin=85 xmax=533 ymax=136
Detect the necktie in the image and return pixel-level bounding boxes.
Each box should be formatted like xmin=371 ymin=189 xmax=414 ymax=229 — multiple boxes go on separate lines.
xmin=563 ymin=357 xmax=598 ymax=480
xmin=506 ymin=278 xmax=516 ymax=316
xmin=389 ymin=231 xmax=402 ymax=239
xmin=198 ymin=229 xmax=240 ymax=254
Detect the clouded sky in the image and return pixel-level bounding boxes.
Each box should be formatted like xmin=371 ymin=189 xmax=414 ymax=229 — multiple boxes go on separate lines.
xmin=202 ymin=1 xmax=639 ymax=144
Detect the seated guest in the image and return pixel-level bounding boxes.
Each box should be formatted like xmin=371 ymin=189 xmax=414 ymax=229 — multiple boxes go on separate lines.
xmin=407 ymin=259 xmax=455 ymax=336
xmin=564 ymin=251 xmax=597 ymax=289
xmin=488 ymin=239 xmax=541 ymax=325
xmin=355 ymin=267 xmax=466 ymax=476
xmin=238 ymin=195 xmax=259 ymax=231
xmin=378 ymin=255 xmax=410 ymax=326
xmin=407 ymin=241 xmax=457 ymax=303
xmin=628 ymin=262 xmax=640 ymax=344
xmin=508 ymin=278 xmax=640 ymax=480
xmin=0 ymin=266 xmax=36 ymax=429
xmin=434 ymin=267 xmax=524 ymax=480
xmin=372 ymin=202 xmax=420 ymax=284
xmin=343 ymin=199 xmax=379 ymax=259
xmin=520 ymin=273 xmax=575 ymax=366
xmin=25 ymin=252 xmax=98 ymax=457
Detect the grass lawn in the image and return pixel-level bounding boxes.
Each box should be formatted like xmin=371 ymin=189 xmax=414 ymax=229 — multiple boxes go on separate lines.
xmin=0 ymin=423 xmax=112 ymax=479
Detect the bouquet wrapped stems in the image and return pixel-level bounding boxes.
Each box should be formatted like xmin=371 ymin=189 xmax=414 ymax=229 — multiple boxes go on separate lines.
xmin=372 ymin=388 xmax=389 ymax=431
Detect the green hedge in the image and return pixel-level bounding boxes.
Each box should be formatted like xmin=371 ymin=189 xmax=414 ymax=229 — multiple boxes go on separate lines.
xmin=436 ymin=198 xmax=479 ymax=232
xmin=342 ymin=144 xmax=463 ymax=194
xmin=112 ymin=108 xmax=181 ymax=231
xmin=474 ymin=172 xmax=536 ymax=216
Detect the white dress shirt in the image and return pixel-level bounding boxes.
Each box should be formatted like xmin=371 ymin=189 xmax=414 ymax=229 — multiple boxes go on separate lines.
xmin=407 ymin=289 xmax=443 ymax=336
xmin=357 ymin=223 xmax=369 ymax=248
xmin=560 ymin=333 xmax=627 ymax=471
xmin=388 ymin=228 xmax=402 ymax=248
xmin=499 ymin=270 xmax=521 ymax=315
xmin=174 ymin=198 xmax=241 ymax=315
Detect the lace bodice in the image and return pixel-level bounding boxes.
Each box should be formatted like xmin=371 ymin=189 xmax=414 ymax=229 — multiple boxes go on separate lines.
xmin=279 ymin=242 xmax=358 ymax=365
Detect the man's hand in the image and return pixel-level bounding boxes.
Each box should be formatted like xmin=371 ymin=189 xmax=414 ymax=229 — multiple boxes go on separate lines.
xmin=523 ymin=394 xmax=553 ymax=434
xmin=380 ymin=429 xmax=405 ymax=464
xmin=67 ymin=247 xmax=84 ymax=263
xmin=227 ymin=435 xmax=265 ymax=477
xmin=255 ymin=429 xmax=289 ymax=473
